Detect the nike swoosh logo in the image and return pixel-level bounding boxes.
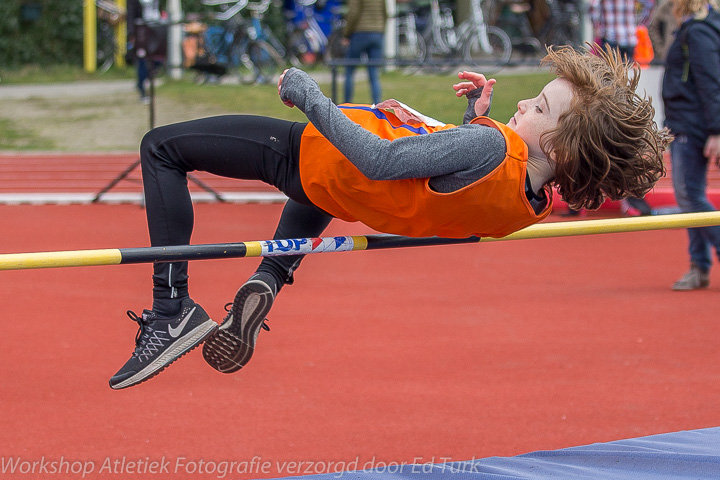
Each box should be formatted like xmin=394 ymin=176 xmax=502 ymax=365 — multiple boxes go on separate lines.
xmin=168 ymin=307 xmax=197 ymax=338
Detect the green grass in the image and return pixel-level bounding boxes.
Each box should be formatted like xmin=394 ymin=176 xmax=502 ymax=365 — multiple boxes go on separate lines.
xmin=0 ymin=118 xmax=55 ymax=150
xmin=157 ymin=68 xmax=555 ymax=125
xmin=0 ymin=65 xmax=554 ymax=151
xmin=159 ymin=75 xmax=311 ymax=122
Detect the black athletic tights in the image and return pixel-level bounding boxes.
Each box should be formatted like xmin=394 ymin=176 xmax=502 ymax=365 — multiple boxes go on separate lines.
xmin=140 ymin=115 xmax=334 ymax=305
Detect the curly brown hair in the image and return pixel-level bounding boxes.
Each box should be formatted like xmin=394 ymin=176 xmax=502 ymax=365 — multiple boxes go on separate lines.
xmin=539 ymin=45 xmax=672 ymax=210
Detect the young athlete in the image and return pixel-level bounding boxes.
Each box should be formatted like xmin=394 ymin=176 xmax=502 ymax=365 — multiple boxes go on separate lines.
xmin=109 ymin=45 xmax=670 ymax=389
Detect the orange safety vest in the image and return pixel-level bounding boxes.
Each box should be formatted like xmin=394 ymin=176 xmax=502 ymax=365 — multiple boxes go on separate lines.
xmin=299 ymin=105 xmax=553 ymax=238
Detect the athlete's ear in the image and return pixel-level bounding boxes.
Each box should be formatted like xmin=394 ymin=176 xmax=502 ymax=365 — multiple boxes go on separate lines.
xmin=547 ymin=149 xmax=558 ymax=167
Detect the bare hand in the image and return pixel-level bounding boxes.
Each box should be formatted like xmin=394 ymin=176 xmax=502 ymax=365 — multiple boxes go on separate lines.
xmin=705 ymin=134 xmax=720 ymax=169
xmin=453 ymin=71 xmax=496 ymax=117
xmin=277 ymin=69 xmax=294 ymax=108
xmin=452 ymin=71 xmax=494 ymax=95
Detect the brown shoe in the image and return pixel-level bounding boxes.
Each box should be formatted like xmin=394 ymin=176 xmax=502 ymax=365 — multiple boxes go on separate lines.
xmin=672 ymin=264 xmax=710 ymax=291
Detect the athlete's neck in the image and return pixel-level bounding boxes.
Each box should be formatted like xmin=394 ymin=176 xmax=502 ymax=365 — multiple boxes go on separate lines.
xmin=526 ymin=155 xmax=554 ymax=194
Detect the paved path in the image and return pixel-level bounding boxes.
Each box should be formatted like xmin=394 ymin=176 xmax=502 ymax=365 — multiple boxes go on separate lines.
xmin=0 ymin=79 xmax=136 ymax=100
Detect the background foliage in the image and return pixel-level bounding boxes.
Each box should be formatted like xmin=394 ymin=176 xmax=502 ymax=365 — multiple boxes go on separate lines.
xmin=0 ymin=1 xmax=84 ymax=66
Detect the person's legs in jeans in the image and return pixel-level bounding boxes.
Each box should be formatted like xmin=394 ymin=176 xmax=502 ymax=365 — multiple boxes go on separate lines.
xmin=344 ymin=33 xmax=363 ymax=103
xmin=671 ymin=134 xmax=720 ymax=272
xmin=344 ymin=61 xmax=356 ymax=103
xmin=137 ymin=58 xmax=148 ymax=99
xmin=345 ymin=32 xmax=384 ymax=104
xmin=365 ymin=32 xmax=384 ymax=104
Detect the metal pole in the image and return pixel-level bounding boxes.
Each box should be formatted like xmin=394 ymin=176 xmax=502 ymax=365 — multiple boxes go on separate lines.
xmin=116 ymin=0 xmax=127 ymax=67
xmin=83 ymin=0 xmax=97 ymax=72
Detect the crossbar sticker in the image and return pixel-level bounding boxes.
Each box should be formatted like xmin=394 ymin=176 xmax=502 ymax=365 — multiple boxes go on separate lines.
xmin=259 ymin=237 xmax=356 ymax=256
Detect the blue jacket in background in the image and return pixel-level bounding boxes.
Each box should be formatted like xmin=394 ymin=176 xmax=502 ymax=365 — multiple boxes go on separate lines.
xmin=662 ymin=9 xmax=720 ymax=145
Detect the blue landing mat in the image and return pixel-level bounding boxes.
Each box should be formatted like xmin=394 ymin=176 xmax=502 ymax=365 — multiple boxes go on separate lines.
xmin=279 ymin=428 xmax=720 ymax=480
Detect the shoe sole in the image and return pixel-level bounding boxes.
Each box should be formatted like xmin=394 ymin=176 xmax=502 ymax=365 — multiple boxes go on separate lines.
xmin=202 ymin=280 xmax=273 ymax=374
xmin=110 ymin=319 xmax=218 ymax=390
xmin=672 ymin=282 xmax=710 ymax=291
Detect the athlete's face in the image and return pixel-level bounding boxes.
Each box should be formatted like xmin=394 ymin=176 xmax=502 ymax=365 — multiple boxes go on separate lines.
xmin=506 ymin=78 xmax=574 ymax=160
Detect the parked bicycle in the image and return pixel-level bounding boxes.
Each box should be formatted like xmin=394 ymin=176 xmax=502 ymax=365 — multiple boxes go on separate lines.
xmin=416 ymin=0 xmax=512 ymax=74
xmin=494 ymin=0 xmax=543 ymax=57
xmin=495 ymin=0 xmax=581 ymax=57
xmin=243 ymin=0 xmax=292 ymax=68
xmin=393 ymin=8 xmax=427 ymax=72
xmin=535 ymin=0 xmax=581 ymax=49
xmin=285 ymin=0 xmax=345 ymax=66
xmin=192 ymin=0 xmax=285 ymax=84
xmin=459 ymin=0 xmax=513 ymax=71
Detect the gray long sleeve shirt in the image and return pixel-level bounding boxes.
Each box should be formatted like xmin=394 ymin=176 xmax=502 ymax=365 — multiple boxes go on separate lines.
xmin=279 ymin=68 xmax=508 ymax=193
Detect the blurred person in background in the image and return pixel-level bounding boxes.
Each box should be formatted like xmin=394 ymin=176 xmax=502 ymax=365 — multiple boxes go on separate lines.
xmin=662 ymin=0 xmax=720 ymax=290
xmin=342 ymin=0 xmax=387 ymax=104
xmin=648 ymin=0 xmax=678 ymax=63
xmin=590 ymin=0 xmax=638 ymax=60
xmin=127 ymin=0 xmax=162 ymax=103
xmin=590 ymin=0 xmax=655 ymax=216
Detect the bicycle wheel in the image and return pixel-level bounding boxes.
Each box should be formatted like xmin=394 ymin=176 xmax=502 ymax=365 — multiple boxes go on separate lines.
xmin=396 ymin=27 xmax=426 ymax=74
xmin=422 ymin=31 xmax=456 ymax=74
xmin=463 ymin=26 xmax=512 ymax=73
xmin=248 ymin=40 xmax=286 ymax=84
xmin=231 ymin=45 xmax=260 ymax=85
xmin=96 ymin=22 xmax=116 ymax=73
xmin=287 ymin=29 xmax=321 ymax=67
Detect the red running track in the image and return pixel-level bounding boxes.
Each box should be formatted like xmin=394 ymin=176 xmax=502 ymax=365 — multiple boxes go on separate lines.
xmin=0 ymin=202 xmax=719 ymax=480
xmin=1 ymin=151 xmax=719 ymax=210
xmin=0 ymin=153 xmax=277 ymax=197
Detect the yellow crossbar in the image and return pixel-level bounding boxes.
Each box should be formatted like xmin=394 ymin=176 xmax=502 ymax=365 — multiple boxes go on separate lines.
xmin=1 ymin=212 xmax=719 ymax=271
xmin=0 ymin=249 xmax=122 ymax=271
xmin=482 ymin=211 xmax=720 ymax=242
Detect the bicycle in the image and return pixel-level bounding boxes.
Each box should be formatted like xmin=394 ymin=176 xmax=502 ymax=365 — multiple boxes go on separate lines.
xmin=393 ymin=9 xmax=427 ymax=72
xmin=494 ymin=0 xmax=543 ymax=57
xmin=195 ymin=0 xmax=285 ymax=84
xmin=285 ymin=0 xmax=345 ymax=66
xmin=495 ymin=0 xmax=581 ymax=57
xmin=458 ymin=0 xmax=513 ymax=71
xmin=418 ymin=0 xmax=512 ymax=74
xmin=534 ymin=0 xmax=581 ymax=49
xmin=243 ymin=0 xmax=292 ymax=68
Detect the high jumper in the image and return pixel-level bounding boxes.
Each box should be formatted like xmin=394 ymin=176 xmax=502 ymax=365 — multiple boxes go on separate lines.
xmin=108 ymin=45 xmax=670 ymax=390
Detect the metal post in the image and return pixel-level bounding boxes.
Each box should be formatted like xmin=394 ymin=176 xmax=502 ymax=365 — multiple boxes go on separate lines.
xmin=115 ymin=0 xmax=127 ymax=67
xmin=83 ymin=0 xmax=97 ymax=72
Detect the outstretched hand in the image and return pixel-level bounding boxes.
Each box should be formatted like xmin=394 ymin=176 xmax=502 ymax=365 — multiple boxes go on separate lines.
xmin=278 ymin=69 xmax=294 ymax=108
xmin=453 ymin=71 xmax=496 ymax=117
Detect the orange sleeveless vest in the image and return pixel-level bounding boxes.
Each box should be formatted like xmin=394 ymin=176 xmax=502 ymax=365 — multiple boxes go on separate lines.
xmin=299 ymin=105 xmax=552 ymax=238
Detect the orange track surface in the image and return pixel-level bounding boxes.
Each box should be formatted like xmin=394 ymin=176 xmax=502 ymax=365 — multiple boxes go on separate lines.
xmin=1 ymin=201 xmax=719 ymax=480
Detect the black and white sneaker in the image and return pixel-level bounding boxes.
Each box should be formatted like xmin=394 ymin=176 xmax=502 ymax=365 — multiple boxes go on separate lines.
xmin=109 ymin=298 xmax=218 ymax=390
xmin=202 ymin=276 xmax=274 ymax=373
